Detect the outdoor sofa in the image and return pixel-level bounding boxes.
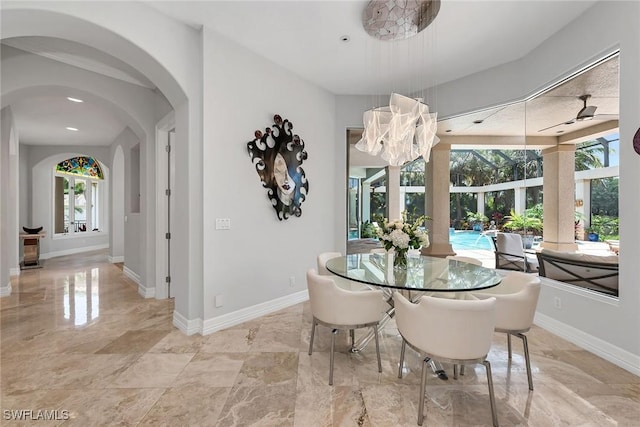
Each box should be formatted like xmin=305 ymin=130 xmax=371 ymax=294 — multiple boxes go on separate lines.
xmin=536 ymin=248 xmax=619 ymax=296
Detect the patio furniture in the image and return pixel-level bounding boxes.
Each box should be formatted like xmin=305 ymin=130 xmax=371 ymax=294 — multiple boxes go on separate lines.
xmin=536 ymin=248 xmax=618 ymax=296
xmin=492 ymin=233 xmax=539 ymax=273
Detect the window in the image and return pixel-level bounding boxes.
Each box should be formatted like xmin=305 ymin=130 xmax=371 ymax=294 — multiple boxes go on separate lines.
xmin=54 ymin=156 xmax=104 ymax=234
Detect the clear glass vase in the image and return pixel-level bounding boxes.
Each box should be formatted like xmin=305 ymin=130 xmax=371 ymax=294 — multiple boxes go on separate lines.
xmin=393 ymin=250 xmax=408 ymax=268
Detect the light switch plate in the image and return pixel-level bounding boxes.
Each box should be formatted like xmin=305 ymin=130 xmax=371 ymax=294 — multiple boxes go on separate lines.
xmin=215 ymin=218 xmax=231 ymax=230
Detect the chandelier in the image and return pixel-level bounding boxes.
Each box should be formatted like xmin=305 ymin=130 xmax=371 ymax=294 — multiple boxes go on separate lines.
xmin=357 ymin=1 xmax=441 ymax=166
xmin=356 ymin=93 xmax=439 ymax=166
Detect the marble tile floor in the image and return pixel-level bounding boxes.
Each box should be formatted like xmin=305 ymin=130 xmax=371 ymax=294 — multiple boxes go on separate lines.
xmin=1 ymin=250 xmax=638 ymax=426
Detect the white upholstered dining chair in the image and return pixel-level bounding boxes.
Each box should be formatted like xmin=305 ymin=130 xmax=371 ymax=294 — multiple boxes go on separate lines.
xmin=473 ymin=271 xmax=541 ymax=390
xmin=306 ymin=269 xmax=388 ymax=385
xmin=317 ymin=251 xmax=342 ymax=275
xmin=394 ymin=292 xmax=499 ymax=427
xmin=316 ymin=252 xmax=369 ymax=291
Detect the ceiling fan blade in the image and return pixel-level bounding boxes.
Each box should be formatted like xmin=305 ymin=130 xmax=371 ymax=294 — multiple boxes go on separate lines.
xmin=592 ymin=114 xmax=619 ymax=121
xmin=577 ymin=105 xmax=597 ymax=119
xmin=538 ymin=118 xmax=575 ymax=132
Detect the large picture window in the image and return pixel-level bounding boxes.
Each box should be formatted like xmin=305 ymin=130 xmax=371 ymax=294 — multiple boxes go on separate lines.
xmin=54 ymin=156 xmax=104 ymax=235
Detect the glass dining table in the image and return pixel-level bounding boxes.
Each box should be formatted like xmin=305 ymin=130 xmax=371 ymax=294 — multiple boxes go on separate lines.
xmin=325 ymin=253 xmax=502 ymax=293
xmin=325 ymin=253 xmax=503 ymax=380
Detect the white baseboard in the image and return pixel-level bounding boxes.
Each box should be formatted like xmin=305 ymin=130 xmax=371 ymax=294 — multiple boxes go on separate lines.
xmin=138 ymin=283 xmax=155 ymax=298
xmin=41 ymin=244 xmax=109 ymax=260
xmin=202 ymin=290 xmax=309 ymax=335
xmin=122 ymin=266 xmax=154 ymax=299
xmin=9 ymin=267 xmax=20 ymax=276
xmin=0 ymin=282 xmax=12 ymax=297
xmin=108 ymin=255 xmax=124 ymax=263
xmin=123 ymin=266 xmax=140 ymax=285
xmin=535 ymin=312 xmax=640 ymax=377
xmin=173 ymin=310 xmax=203 ymax=336
xmin=171 ymin=290 xmax=309 ymax=336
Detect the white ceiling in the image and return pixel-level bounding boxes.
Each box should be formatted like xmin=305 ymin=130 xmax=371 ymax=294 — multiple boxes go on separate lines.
xmin=145 ymin=0 xmax=599 ymax=95
xmin=9 ymin=95 xmax=128 ymax=147
xmin=2 ymin=0 xmax=615 ymax=148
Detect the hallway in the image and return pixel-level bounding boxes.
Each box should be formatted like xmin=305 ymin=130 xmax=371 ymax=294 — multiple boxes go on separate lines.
xmin=1 ymin=251 xmax=638 ymax=426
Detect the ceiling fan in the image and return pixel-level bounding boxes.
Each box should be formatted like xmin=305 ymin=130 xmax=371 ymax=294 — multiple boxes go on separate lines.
xmin=538 ymin=94 xmax=618 ymax=132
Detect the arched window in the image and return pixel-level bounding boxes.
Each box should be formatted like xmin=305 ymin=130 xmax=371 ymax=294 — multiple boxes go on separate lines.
xmin=54 ymin=156 xmax=104 ymax=234
xmin=55 ymin=156 xmax=104 ymax=179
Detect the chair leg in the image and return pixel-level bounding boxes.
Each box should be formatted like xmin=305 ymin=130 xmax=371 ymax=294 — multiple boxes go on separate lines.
xmin=453 ymin=364 xmax=458 ymax=380
xmin=507 ymin=333 xmax=512 ymax=359
xmin=418 ymin=357 xmax=430 ymax=426
xmin=308 ymin=319 xmax=316 ymax=356
xmin=518 ymin=332 xmax=534 ymax=390
xmin=373 ymin=324 xmax=382 ymax=373
xmin=483 ymin=360 xmax=499 ymax=427
xmin=398 ymin=338 xmax=407 ymax=378
xmin=350 ymin=329 xmax=355 ymax=348
xmin=329 ymin=329 xmax=338 ymax=386
xmin=460 ymin=365 xmax=465 ymax=376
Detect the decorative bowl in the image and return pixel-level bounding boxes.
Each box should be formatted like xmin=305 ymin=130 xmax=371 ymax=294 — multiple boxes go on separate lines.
xmin=22 ymin=226 xmax=43 ymax=234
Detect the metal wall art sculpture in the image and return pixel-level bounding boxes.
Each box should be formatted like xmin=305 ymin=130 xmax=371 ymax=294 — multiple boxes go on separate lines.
xmin=247 ymin=114 xmax=309 ymax=220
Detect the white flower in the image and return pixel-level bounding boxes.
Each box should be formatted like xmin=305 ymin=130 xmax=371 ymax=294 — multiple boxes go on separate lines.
xmin=389 ymin=229 xmax=410 ymax=249
xmin=391 ymin=219 xmax=404 ymax=229
xmin=412 ymin=229 xmax=426 ymax=246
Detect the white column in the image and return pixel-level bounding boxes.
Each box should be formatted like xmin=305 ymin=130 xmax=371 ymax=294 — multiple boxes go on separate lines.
xmin=399 ymin=185 xmax=406 ymax=216
xmin=421 ymin=144 xmax=455 ymax=257
xmin=386 ymin=166 xmax=401 ymax=221
xmin=575 ymin=178 xmax=590 ymax=238
xmin=540 ymin=145 xmax=578 ymax=251
xmin=361 ymin=182 xmax=371 ymax=223
xmin=514 ymin=186 xmax=526 ymax=214
xmin=477 ymin=192 xmax=485 ymax=216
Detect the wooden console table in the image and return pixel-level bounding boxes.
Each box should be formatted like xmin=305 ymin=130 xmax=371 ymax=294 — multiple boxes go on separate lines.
xmin=20 ymin=232 xmax=46 ymax=269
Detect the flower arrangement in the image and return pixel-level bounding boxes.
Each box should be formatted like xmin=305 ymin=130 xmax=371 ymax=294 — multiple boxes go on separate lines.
xmin=376 ymin=213 xmax=430 ymax=267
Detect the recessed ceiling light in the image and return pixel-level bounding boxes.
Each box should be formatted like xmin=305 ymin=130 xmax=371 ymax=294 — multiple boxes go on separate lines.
xmin=339 ymin=35 xmax=350 ymax=42
xmin=66 ymin=97 xmax=84 ymax=103
xmin=556 ymin=130 xmax=564 ymax=134
xmin=473 ymin=119 xmax=484 ymax=124
xmin=66 ymin=127 xmax=79 ymax=131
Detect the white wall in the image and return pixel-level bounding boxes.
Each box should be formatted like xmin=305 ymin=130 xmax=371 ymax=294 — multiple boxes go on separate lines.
xmin=110 ymin=128 xmax=141 ymax=276
xmin=201 ymin=29 xmax=336 ymax=324
xmin=109 ymin=144 xmax=125 ymax=263
xmin=0 ymin=106 xmax=20 ymax=293
xmin=19 ymin=144 xmax=30 ymax=228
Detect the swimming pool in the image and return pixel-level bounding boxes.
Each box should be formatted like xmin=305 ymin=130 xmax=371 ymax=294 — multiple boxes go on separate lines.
xmin=449 ymin=230 xmax=495 ymax=251
xmin=349 ymin=229 xmax=495 ymax=251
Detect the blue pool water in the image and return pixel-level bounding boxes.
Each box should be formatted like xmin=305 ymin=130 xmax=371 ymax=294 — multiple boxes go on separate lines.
xmin=350 ymin=229 xmax=494 ymax=251
xmin=449 ymin=230 xmax=494 ymax=251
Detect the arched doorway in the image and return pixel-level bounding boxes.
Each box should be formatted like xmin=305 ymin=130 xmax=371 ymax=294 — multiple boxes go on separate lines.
xmin=1 ymin=4 xmax=202 ymax=329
